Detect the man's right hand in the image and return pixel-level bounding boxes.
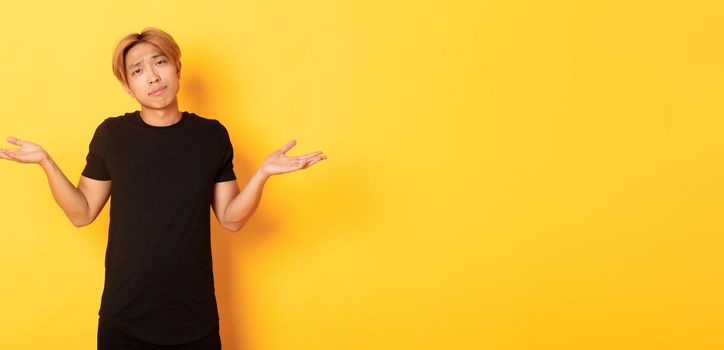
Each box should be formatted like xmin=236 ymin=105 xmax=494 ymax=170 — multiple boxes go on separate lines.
xmin=1 ymin=135 xmax=111 ymax=227
xmin=0 ymin=136 xmax=49 ymax=164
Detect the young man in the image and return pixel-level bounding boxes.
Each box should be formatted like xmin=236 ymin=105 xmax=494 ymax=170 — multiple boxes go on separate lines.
xmin=0 ymin=27 xmax=326 ymax=349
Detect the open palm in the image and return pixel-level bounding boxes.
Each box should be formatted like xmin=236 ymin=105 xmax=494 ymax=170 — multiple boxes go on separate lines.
xmin=0 ymin=136 xmax=48 ymax=164
xmin=260 ymin=139 xmax=327 ymax=176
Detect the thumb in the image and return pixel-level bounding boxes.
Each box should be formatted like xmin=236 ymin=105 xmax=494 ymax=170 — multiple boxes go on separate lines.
xmin=279 ymin=139 xmax=296 ymax=155
xmin=7 ymin=136 xmax=25 ymax=146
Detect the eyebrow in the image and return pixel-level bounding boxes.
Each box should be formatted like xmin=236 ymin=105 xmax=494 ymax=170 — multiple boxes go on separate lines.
xmin=126 ymin=53 xmax=167 ymax=71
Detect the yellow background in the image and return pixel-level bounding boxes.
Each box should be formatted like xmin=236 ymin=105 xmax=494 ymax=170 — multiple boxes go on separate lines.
xmin=1 ymin=0 xmax=722 ymax=349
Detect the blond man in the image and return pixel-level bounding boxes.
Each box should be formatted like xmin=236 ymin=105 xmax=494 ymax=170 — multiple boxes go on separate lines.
xmin=1 ymin=27 xmax=326 ymax=349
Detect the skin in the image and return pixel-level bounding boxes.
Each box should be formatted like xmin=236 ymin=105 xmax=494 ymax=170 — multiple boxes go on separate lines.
xmin=0 ymin=41 xmax=327 ymax=231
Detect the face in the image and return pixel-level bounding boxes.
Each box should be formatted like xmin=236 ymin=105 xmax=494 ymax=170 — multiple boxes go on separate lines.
xmin=122 ymin=41 xmax=180 ymax=109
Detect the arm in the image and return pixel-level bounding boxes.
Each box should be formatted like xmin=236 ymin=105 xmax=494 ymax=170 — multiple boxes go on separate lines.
xmin=212 ymin=169 xmax=269 ymax=232
xmin=41 ymin=155 xmax=111 ymax=227
xmin=1 ymin=136 xmax=111 ymax=227
xmin=211 ymin=139 xmax=327 ymax=232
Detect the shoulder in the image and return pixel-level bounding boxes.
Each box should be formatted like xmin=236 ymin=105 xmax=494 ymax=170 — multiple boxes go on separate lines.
xmin=88 ymin=111 xmax=136 ymax=139
xmin=187 ymin=112 xmax=231 ymax=135
xmin=188 ymin=111 xmax=225 ymax=127
xmin=100 ymin=111 xmax=133 ymax=129
xmin=89 ymin=116 xmax=114 ymax=135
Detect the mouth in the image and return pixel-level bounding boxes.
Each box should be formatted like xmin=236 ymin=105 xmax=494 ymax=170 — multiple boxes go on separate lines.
xmin=148 ymin=86 xmax=168 ymax=96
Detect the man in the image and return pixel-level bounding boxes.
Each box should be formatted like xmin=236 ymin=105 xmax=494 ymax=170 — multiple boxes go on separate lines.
xmin=0 ymin=27 xmax=326 ymax=349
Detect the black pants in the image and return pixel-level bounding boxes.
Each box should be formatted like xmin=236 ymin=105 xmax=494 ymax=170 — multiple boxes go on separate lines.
xmin=97 ymin=318 xmax=222 ymax=349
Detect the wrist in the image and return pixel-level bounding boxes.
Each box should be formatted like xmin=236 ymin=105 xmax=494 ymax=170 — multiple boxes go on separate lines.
xmin=256 ymin=167 xmax=271 ymax=181
xmin=39 ymin=152 xmax=53 ymax=171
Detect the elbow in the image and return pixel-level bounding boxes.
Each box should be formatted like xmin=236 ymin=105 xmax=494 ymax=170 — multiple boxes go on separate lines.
xmin=222 ymin=219 xmax=245 ymax=233
xmin=224 ymin=224 xmax=242 ymax=233
xmin=69 ymin=214 xmax=91 ymax=228
xmin=71 ymin=219 xmax=89 ymax=228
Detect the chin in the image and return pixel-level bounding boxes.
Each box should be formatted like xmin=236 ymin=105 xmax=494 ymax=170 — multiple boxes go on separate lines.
xmin=142 ymin=97 xmax=177 ymax=110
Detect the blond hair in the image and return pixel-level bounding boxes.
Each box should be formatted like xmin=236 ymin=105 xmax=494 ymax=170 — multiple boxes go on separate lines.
xmin=111 ymin=27 xmax=181 ymax=86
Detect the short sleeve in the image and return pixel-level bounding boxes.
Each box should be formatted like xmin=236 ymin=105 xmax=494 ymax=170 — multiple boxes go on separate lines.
xmin=81 ymin=119 xmax=111 ymax=181
xmin=214 ymin=121 xmax=236 ymax=183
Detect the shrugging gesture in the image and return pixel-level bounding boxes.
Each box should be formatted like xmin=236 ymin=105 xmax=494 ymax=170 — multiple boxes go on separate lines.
xmin=259 ymin=139 xmax=327 ymax=176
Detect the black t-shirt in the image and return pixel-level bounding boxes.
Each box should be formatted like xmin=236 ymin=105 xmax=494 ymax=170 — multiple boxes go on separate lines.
xmin=81 ymin=110 xmax=236 ymax=345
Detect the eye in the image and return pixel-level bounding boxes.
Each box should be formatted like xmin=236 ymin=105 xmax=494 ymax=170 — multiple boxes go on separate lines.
xmin=156 ymin=60 xmax=166 ymax=65
xmin=132 ymin=69 xmax=141 ymax=75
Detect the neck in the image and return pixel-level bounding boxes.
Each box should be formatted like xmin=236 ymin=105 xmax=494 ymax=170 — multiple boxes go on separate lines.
xmin=139 ymin=100 xmax=181 ymax=126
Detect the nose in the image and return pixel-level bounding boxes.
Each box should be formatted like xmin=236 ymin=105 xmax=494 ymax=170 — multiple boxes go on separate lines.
xmin=148 ymin=68 xmax=160 ymax=84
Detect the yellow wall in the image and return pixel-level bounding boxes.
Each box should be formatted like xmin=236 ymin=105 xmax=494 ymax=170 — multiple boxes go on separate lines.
xmin=1 ymin=0 xmax=722 ymax=349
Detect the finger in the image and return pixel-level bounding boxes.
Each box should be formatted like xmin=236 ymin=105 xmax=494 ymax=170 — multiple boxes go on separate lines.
xmin=0 ymin=150 xmax=12 ymax=160
xmin=305 ymin=155 xmax=327 ymax=167
xmin=279 ymin=139 xmax=296 ymax=155
xmin=295 ymin=151 xmax=323 ymax=160
xmin=7 ymin=136 xmax=25 ymax=146
xmin=1 ymin=149 xmax=19 ymax=160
